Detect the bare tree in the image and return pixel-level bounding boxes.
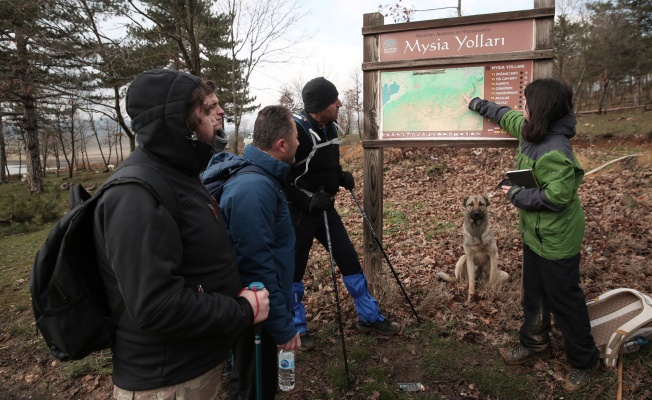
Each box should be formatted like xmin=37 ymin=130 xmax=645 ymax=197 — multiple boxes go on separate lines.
xmin=1 ymin=111 xmax=25 ymax=179
xmin=340 ymin=87 xmax=359 ymax=135
xmin=583 ymin=2 xmax=636 ymax=114
xmin=219 ymin=0 xmax=309 ymax=154
xmin=291 ymin=77 xmax=307 ymax=111
xmin=74 ymin=0 xmax=167 ymax=153
xmin=87 ymin=108 xmax=115 ymax=173
xmin=38 ymin=122 xmax=56 ymax=177
xmin=0 ymin=106 xmax=6 ymax=183
xmin=278 ymin=86 xmax=297 ymax=110
xmin=54 ymin=99 xmax=85 ymax=179
xmin=349 ymin=69 xmax=363 ymax=135
xmin=379 ymin=0 xmax=461 ymax=22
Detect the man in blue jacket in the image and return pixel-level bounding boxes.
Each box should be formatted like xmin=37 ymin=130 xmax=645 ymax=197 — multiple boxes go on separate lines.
xmin=202 ymin=105 xmax=301 ymax=399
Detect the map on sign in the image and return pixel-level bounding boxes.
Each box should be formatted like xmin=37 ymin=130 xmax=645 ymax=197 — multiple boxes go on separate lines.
xmin=381 ymin=67 xmax=485 ymax=137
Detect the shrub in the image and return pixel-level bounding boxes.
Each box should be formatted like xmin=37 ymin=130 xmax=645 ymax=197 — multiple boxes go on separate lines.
xmin=9 ymin=186 xmax=64 ymax=225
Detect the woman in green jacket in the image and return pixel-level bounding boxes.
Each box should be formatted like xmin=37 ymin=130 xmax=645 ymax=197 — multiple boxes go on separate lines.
xmin=465 ymin=78 xmax=600 ymax=392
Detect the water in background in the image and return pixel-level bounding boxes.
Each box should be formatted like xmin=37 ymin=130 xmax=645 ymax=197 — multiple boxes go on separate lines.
xmin=6 ymin=163 xmax=58 ymax=176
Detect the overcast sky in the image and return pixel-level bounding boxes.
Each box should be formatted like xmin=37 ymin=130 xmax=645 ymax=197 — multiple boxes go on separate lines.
xmin=245 ymin=0 xmax=535 ymax=121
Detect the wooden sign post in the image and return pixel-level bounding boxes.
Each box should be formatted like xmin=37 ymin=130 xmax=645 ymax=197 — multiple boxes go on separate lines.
xmin=360 ymin=0 xmax=554 ymax=285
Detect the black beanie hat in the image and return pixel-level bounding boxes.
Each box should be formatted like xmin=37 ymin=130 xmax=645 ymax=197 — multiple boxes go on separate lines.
xmin=302 ymin=77 xmax=339 ymax=114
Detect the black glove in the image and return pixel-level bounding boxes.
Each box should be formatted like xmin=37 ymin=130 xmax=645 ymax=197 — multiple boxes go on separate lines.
xmin=308 ymin=188 xmax=333 ymax=212
xmin=468 ymin=97 xmax=482 ymax=112
xmin=340 ymin=171 xmax=355 ymax=190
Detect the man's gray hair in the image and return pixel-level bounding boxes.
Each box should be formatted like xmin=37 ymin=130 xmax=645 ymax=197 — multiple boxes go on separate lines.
xmin=252 ymin=105 xmax=294 ymax=150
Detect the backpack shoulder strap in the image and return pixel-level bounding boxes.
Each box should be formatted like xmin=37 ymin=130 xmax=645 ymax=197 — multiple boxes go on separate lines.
xmin=293 ymin=113 xmax=318 ymax=147
xmin=232 ymin=164 xmax=284 ymax=203
xmin=587 ymin=288 xmax=652 ymax=367
xmin=99 ymin=164 xmax=181 ymax=226
xmin=75 ymin=164 xmax=180 ymax=326
xmin=69 ymin=184 xmax=92 ymax=208
xmin=291 ymin=114 xmax=342 ymax=187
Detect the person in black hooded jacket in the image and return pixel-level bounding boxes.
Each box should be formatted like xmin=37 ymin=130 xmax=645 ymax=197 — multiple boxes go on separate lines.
xmin=94 ymin=69 xmax=269 ymax=399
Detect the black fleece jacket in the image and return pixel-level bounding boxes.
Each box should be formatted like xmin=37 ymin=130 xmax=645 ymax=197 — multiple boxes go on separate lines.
xmin=94 ymin=69 xmax=253 ymax=391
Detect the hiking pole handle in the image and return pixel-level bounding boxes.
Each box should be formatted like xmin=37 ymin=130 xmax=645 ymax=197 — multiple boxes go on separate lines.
xmin=247 ymin=282 xmax=265 ymax=324
xmin=248 ymin=281 xmax=265 ymax=291
xmin=248 ymin=281 xmax=265 ymax=337
xmin=248 ymin=282 xmax=264 ymax=400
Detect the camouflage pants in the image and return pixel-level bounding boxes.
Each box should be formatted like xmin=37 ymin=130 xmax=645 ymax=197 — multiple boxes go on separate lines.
xmin=113 ymin=363 xmax=223 ymax=400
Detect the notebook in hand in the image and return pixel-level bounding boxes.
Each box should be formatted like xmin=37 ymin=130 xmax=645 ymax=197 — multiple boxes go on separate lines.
xmin=506 ymin=169 xmax=538 ymax=188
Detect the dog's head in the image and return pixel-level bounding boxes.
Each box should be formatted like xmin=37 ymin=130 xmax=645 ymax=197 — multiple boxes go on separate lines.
xmin=463 ymin=195 xmax=490 ymax=222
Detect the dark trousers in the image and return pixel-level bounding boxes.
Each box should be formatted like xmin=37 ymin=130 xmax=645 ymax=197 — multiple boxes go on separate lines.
xmin=290 ymin=205 xmax=362 ymax=281
xmin=520 ymin=245 xmax=600 ymax=369
xmin=230 ymin=326 xmax=278 ymax=400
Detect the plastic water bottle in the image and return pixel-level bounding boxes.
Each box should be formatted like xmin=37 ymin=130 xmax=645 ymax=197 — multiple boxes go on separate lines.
xmin=623 ymin=336 xmax=648 ymax=353
xmin=278 ymin=349 xmax=295 ymax=391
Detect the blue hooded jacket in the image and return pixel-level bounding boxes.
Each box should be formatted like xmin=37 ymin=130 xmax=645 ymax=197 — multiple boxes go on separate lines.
xmin=202 ymin=146 xmax=297 ymax=344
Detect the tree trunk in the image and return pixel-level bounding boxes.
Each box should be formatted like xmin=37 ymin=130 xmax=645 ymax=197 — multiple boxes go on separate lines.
xmin=15 ymin=24 xmax=43 ymax=193
xmin=0 ymin=107 xmax=6 ymax=184
xmin=40 ymin=131 xmax=50 ymax=177
xmin=118 ymin=129 xmax=124 ymax=163
xmin=598 ymin=79 xmax=609 ymax=115
xmin=56 ymin=115 xmax=73 ymax=179
xmin=53 ymin=144 xmax=61 ymax=178
xmin=92 ymin=118 xmax=109 ymax=171
xmin=114 ymin=85 xmax=135 ymax=152
xmin=24 ymin=111 xmax=42 ymax=193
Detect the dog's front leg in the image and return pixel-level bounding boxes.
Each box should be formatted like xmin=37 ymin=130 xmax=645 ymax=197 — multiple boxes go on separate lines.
xmin=487 ymin=251 xmax=499 ymax=289
xmin=466 ymin=256 xmax=476 ymax=302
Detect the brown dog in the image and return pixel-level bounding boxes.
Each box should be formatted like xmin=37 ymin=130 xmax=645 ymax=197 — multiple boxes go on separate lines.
xmin=438 ymin=195 xmax=508 ymax=302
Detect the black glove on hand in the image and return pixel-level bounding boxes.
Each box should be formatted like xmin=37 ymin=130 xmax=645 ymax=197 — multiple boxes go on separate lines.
xmin=308 ymin=188 xmax=333 ymax=212
xmin=468 ymin=97 xmax=482 ymax=112
xmin=340 ymin=171 xmax=355 ymax=190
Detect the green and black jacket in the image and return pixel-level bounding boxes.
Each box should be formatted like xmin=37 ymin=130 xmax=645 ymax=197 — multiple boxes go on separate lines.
xmin=470 ymin=98 xmax=585 ymax=260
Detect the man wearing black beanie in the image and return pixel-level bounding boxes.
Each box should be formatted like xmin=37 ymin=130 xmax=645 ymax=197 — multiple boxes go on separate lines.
xmin=287 ymin=77 xmax=400 ymax=350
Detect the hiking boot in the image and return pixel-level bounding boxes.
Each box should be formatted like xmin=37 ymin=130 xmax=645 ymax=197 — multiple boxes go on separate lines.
xmin=563 ymin=363 xmax=599 ymax=392
xmin=357 ymin=319 xmax=400 ymax=336
xmin=500 ymin=344 xmax=552 ymax=365
xmin=299 ymin=331 xmax=315 ymax=351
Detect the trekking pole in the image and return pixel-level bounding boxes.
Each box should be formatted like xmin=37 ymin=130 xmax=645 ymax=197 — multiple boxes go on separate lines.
xmin=323 ymin=210 xmax=352 ymax=391
xmin=248 ymin=281 xmax=265 ymax=400
xmin=617 ymin=358 xmax=623 ymax=400
xmin=349 ymin=189 xmax=422 ymax=323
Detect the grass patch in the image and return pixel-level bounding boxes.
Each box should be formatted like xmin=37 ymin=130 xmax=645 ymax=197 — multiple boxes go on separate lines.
xmin=424 ymin=220 xmax=456 ymax=240
xmin=576 ymin=110 xmax=652 ymax=138
xmin=425 ymin=162 xmax=447 ymax=177
xmin=466 ymin=357 xmax=534 ymax=398
xmin=7 ymin=322 xmax=34 ymax=338
xmin=358 ymin=372 xmax=396 ymax=400
xmin=420 ymin=334 xmax=536 ymax=398
xmin=347 ymin=335 xmax=374 ymax=362
xmin=326 ymin=362 xmax=357 ymax=392
xmin=421 ymin=336 xmax=469 ymax=378
xmin=384 ymin=202 xmax=410 ymax=234
xmin=0 ymin=227 xmax=50 ymax=307
xmin=61 ymin=351 xmax=113 ymax=378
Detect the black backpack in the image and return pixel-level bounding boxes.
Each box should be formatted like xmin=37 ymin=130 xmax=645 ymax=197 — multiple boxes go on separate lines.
xmin=29 ymin=164 xmax=179 ymax=361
